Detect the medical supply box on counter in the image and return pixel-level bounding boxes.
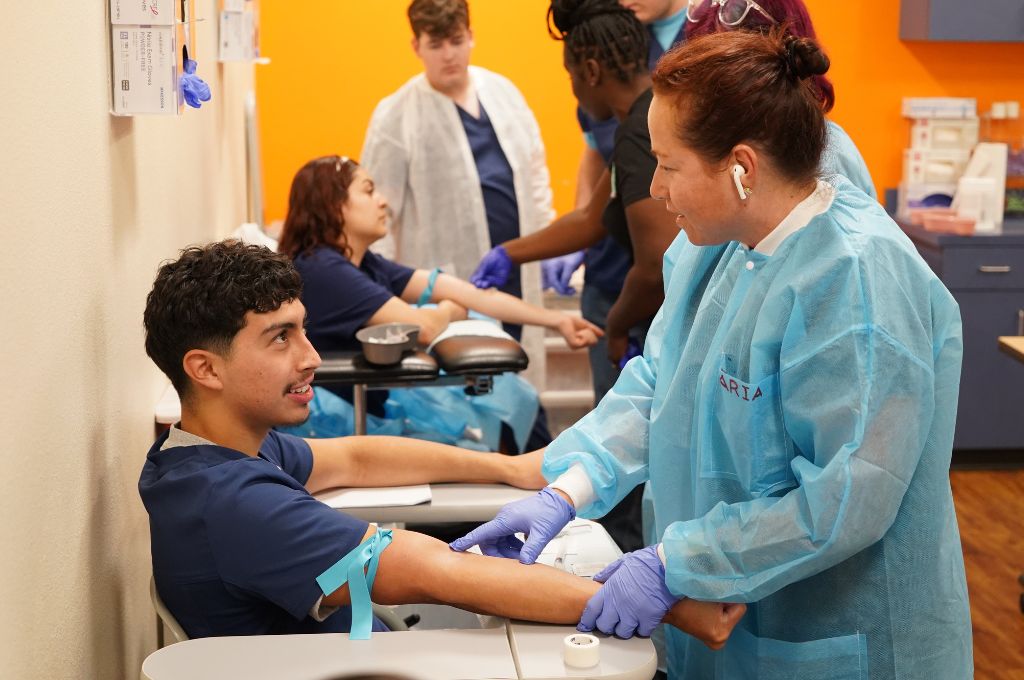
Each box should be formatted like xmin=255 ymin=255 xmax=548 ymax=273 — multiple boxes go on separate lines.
xmin=902 ymin=97 xmax=977 ymax=120
xmin=109 ymin=0 xmax=196 ymax=116
xmin=898 ymin=97 xmax=978 ymax=221
xmin=910 ymin=119 xmax=979 ymax=152
xmin=903 ymin=149 xmax=971 ymax=185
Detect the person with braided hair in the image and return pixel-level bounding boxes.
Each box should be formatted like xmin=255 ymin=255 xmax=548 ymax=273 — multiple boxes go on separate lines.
xmin=456 ymin=28 xmax=972 ymax=678
xmin=471 ymin=0 xmax=679 ymax=372
xmin=575 ymin=0 xmax=688 ymax=204
xmin=471 ymin=0 xmax=681 ymax=556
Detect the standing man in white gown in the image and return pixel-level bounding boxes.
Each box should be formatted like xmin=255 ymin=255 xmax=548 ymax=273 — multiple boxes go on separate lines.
xmin=361 ymin=0 xmax=555 ymax=405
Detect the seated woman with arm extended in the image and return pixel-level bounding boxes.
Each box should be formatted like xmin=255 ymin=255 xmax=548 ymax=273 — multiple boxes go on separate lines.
xmin=276 ymin=156 xmax=601 ymax=449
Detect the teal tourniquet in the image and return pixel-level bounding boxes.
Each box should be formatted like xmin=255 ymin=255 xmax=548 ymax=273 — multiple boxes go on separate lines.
xmin=316 ymin=528 xmax=394 ymax=640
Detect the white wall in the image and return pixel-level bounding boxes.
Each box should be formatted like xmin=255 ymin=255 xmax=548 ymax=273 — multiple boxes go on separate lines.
xmin=0 ymin=2 xmax=253 ymax=677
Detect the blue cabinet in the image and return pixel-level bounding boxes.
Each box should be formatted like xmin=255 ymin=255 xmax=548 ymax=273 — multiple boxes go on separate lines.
xmin=901 ymin=0 xmax=1024 ymax=42
xmin=901 ymin=220 xmax=1024 ymax=450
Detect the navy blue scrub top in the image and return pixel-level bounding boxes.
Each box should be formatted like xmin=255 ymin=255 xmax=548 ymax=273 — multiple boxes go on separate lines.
xmin=139 ymin=429 xmax=379 ymax=637
xmin=294 ymin=246 xmax=415 ymax=414
xmin=457 ymin=101 xmax=523 ymax=340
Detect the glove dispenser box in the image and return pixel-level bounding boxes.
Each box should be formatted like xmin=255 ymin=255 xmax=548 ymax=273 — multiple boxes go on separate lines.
xmin=109 ymin=0 xmax=196 ymax=116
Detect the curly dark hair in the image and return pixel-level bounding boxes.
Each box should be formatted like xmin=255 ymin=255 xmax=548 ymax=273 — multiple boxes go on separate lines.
xmin=278 ymin=155 xmax=357 ymax=261
xmin=143 ymin=240 xmax=302 ymax=399
xmin=547 ymin=0 xmax=649 ymax=83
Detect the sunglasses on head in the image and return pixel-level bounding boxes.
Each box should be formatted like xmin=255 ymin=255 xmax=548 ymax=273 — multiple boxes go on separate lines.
xmin=686 ymin=0 xmax=775 ymax=27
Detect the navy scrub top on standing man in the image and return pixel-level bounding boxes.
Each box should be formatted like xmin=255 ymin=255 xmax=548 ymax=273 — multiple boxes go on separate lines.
xmin=457 ymin=101 xmax=524 ymax=340
xmin=457 ymin=99 xmax=552 ymax=450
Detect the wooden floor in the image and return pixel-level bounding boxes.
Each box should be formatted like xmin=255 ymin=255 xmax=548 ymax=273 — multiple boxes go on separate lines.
xmin=950 ymin=468 xmax=1024 ymax=678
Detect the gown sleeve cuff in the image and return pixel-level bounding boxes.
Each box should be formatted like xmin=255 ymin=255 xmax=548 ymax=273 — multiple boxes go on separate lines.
xmin=657 ymin=543 xmax=667 ymax=566
xmin=549 ymin=463 xmax=596 ymax=510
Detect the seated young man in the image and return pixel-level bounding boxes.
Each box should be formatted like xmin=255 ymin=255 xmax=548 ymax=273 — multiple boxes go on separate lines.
xmin=140 ymin=239 xmax=745 ymax=642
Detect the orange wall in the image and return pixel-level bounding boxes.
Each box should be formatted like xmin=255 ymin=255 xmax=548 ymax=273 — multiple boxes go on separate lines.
xmin=256 ymin=1 xmax=1024 ymax=224
xmin=256 ymin=1 xmax=582 ymax=224
xmin=805 ymin=3 xmax=1024 ymax=201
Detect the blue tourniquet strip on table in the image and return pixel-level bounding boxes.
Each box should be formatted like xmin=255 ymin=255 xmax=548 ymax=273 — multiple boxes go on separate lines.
xmin=316 ymin=528 xmax=394 ymax=640
xmin=416 ymin=268 xmax=443 ymax=307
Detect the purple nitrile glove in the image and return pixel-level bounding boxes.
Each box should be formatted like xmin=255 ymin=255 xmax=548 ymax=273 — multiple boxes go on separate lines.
xmin=449 ymin=487 xmax=575 ymax=564
xmin=469 ymin=245 xmax=513 ymax=290
xmin=180 ymin=59 xmax=212 ymax=109
xmin=578 ymin=545 xmax=680 ymax=638
xmin=617 ymin=338 xmax=642 ymax=370
xmin=541 ymin=251 xmax=585 ymax=296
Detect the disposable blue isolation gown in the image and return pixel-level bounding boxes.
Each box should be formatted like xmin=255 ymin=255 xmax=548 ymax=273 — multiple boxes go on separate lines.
xmin=543 ymin=179 xmax=971 ymax=678
xmin=824 ymin=120 xmax=877 ymax=200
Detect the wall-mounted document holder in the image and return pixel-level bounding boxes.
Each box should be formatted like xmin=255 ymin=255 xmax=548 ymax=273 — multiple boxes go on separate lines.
xmin=219 ymin=0 xmax=265 ymax=63
xmin=109 ymin=0 xmax=198 ymax=116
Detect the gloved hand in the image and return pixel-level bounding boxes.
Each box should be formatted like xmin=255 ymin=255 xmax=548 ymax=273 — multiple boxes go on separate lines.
xmin=449 ymin=487 xmax=575 ymax=563
xmin=469 ymin=246 xmax=513 ymax=289
xmin=180 ymin=59 xmax=212 ymax=109
xmin=617 ymin=337 xmax=642 ymax=370
xmin=578 ymin=545 xmax=681 ymax=638
xmin=541 ymin=251 xmax=585 ymax=295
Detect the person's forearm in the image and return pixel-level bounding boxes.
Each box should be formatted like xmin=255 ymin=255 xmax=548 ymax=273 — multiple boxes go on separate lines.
xmin=502 ymin=209 xmax=604 ymax=264
xmin=344 ymin=436 xmax=519 ymax=487
xmin=574 ymin=146 xmax=605 ymax=210
xmin=370 ymin=531 xmax=733 ymax=636
xmin=605 ymin=266 xmax=665 ymax=337
xmin=413 ymin=306 xmax=454 ymax=344
xmin=503 ymin=169 xmax=611 ymax=264
xmin=371 ymin=530 xmax=598 ymax=623
xmin=437 ymin=299 xmax=467 ymax=322
xmin=435 ymin=275 xmax=563 ymax=329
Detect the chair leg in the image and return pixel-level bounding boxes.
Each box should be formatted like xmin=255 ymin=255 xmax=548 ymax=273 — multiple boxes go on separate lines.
xmin=353 ymin=384 xmax=368 ymax=436
xmin=156 ymin=612 xmax=165 ymax=649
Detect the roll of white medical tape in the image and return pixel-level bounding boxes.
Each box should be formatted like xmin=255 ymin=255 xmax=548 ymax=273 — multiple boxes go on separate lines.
xmin=563 ymin=633 xmax=600 ymax=668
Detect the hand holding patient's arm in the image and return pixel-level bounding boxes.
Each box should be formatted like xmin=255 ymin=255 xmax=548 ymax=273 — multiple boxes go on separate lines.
xmin=579 ymin=546 xmax=747 ymax=648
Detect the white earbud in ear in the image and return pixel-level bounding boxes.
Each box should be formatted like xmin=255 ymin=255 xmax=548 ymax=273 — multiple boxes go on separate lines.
xmin=732 ymin=164 xmax=748 ymax=201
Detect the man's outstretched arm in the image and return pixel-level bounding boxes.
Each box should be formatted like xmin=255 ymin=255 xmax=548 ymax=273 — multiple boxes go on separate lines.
xmin=325 ymin=527 xmax=745 ymax=649
xmin=305 ymin=439 xmax=547 ymax=494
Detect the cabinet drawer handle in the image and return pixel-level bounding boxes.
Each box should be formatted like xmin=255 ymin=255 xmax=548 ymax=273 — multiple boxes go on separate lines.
xmin=978 ymin=265 xmax=1012 ymax=274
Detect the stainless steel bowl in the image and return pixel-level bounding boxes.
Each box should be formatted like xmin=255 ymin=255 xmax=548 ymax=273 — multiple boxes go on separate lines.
xmin=355 ymin=323 xmax=421 ymax=366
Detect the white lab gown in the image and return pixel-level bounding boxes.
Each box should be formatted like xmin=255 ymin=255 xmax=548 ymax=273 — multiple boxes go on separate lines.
xmin=361 ymin=65 xmax=555 ymax=389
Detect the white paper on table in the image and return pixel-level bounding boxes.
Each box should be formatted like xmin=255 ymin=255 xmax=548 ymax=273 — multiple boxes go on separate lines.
xmin=315 ymin=485 xmax=432 ymax=509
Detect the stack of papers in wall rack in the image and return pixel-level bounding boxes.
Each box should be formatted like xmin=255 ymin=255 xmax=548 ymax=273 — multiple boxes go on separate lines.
xmin=315 ymin=485 xmax=432 ymax=509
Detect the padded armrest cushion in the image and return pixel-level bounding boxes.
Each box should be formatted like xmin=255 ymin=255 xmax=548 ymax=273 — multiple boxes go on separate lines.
xmin=313 ymin=351 xmax=439 ymax=385
xmin=430 ymin=336 xmax=529 ymax=375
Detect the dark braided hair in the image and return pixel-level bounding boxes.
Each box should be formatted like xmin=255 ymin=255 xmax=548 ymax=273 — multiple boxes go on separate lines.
xmin=547 ymin=0 xmax=649 ymax=83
